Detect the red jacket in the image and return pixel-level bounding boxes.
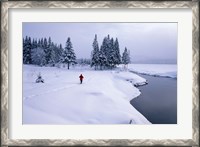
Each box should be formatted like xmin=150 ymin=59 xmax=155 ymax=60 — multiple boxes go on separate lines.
xmin=79 ymin=75 xmax=84 ymax=80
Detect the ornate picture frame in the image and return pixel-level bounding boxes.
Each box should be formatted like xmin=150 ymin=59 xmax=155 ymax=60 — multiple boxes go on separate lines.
xmin=1 ymin=1 xmax=199 ymax=146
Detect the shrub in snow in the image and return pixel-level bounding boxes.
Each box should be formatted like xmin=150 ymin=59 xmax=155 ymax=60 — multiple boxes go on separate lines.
xmin=36 ymin=72 xmax=44 ymax=83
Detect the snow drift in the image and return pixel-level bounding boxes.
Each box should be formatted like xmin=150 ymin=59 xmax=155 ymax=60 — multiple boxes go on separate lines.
xmin=23 ymin=65 xmax=150 ymax=124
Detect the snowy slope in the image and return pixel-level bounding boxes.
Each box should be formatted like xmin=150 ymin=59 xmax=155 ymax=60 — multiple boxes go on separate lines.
xmin=128 ymin=64 xmax=177 ymax=78
xmin=23 ymin=65 xmax=150 ymax=124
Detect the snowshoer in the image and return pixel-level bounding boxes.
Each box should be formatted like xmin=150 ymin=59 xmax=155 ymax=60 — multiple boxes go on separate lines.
xmin=79 ymin=74 xmax=84 ymax=84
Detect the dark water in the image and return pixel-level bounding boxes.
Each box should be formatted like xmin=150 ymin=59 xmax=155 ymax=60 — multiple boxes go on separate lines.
xmin=130 ymin=74 xmax=177 ymax=124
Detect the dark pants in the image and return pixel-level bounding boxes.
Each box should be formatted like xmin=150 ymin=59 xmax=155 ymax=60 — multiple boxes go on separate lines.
xmin=80 ymin=79 xmax=83 ymax=84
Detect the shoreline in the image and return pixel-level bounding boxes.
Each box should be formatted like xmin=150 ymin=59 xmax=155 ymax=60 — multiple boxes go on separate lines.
xmin=129 ymin=70 xmax=177 ymax=79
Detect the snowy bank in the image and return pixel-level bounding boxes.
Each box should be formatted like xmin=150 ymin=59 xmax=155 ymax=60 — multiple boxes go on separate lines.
xmin=128 ymin=64 xmax=177 ymax=78
xmin=23 ymin=65 xmax=151 ymax=124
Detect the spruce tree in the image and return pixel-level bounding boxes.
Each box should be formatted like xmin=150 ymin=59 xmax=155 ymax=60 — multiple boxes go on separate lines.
xmin=60 ymin=37 xmax=76 ymax=69
xmin=38 ymin=39 xmax=42 ymax=48
xmin=45 ymin=37 xmax=52 ymax=64
xmin=23 ymin=37 xmax=25 ymax=61
xmin=43 ymin=37 xmax=49 ymax=64
xmin=48 ymin=37 xmax=51 ymax=48
xmin=31 ymin=47 xmax=46 ymax=66
xmin=43 ymin=38 xmax=48 ymax=49
xmin=100 ymin=36 xmax=109 ymax=68
xmin=122 ymin=47 xmax=130 ymax=65
xmin=23 ymin=36 xmax=32 ymax=64
xmin=114 ymin=38 xmax=121 ymax=65
xmin=94 ymin=34 xmax=122 ymax=69
xmin=41 ymin=38 xmax=44 ymax=48
xmin=32 ymin=39 xmax=38 ymax=49
xmin=98 ymin=48 xmax=107 ymax=70
xmin=49 ymin=43 xmax=63 ymax=66
xmin=107 ymin=37 xmax=115 ymax=68
xmin=91 ymin=34 xmax=100 ymax=70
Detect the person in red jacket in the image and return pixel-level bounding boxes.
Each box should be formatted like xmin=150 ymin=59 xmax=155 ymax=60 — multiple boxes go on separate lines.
xmin=79 ymin=74 xmax=84 ymax=84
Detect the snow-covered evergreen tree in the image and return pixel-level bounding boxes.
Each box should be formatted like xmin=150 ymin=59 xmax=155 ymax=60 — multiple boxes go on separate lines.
xmin=100 ymin=36 xmax=109 ymax=68
xmin=23 ymin=36 xmax=64 ymax=66
xmin=92 ymin=34 xmax=123 ymax=69
xmin=23 ymin=37 xmax=25 ymax=58
xmin=48 ymin=37 xmax=51 ymax=48
xmin=31 ymin=47 xmax=46 ymax=66
xmin=43 ymin=38 xmax=48 ymax=49
xmin=60 ymin=37 xmax=76 ymax=69
xmin=107 ymin=37 xmax=115 ymax=68
xmin=49 ymin=43 xmax=63 ymax=66
xmin=45 ymin=37 xmax=53 ymax=64
xmin=98 ymin=48 xmax=107 ymax=70
xmin=77 ymin=58 xmax=91 ymax=65
xmin=23 ymin=36 xmax=32 ymax=64
xmin=37 ymin=39 xmax=42 ymax=48
xmin=114 ymin=38 xmax=121 ymax=65
xmin=32 ymin=39 xmax=38 ymax=49
xmin=41 ymin=38 xmax=44 ymax=48
xmin=59 ymin=44 xmax=63 ymax=51
xmin=122 ymin=47 xmax=130 ymax=65
xmin=104 ymin=35 xmax=111 ymax=67
xmin=42 ymin=37 xmax=49 ymax=64
xmin=91 ymin=34 xmax=100 ymax=70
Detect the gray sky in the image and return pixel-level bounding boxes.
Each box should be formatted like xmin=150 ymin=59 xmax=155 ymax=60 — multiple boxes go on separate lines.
xmin=23 ymin=22 xmax=177 ymax=64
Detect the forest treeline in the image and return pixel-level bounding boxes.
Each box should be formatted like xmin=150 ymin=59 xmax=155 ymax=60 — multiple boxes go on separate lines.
xmin=23 ymin=34 xmax=130 ymax=69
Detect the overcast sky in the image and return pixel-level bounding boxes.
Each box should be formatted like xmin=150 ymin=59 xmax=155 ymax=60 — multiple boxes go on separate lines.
xmin=23 ymin=22 xmax=177 ymax=64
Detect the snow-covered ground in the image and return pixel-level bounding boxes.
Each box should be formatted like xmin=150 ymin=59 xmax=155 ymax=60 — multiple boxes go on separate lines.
xmin=23 ymin=65 xmax=150 ymax=124
xmin=128 ymin=64 xmax=177 ymax=78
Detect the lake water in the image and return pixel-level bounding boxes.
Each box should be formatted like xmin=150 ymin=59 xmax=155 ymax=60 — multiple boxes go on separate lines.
xmin=130 ymin=74 xmax=177 ymax=124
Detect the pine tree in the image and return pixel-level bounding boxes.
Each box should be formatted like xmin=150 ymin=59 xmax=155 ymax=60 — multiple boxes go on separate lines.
xmin=114 ymin=38 xmax=121 ymax=65
xmin=49 ymin=43 xmax=63 ymax=66
xmin=23 ymin=36 xmax=32 ymax=64
xmin=45 ymin=37 xmax=52 ymax=65
xmin=60 ymin=37 xmax=76 ymax=69
xmin=32 ymin=38 xmax=38 ymax=49
xmin=48 ymin=42 xmax=55 ymax=65
xmin=59 ymin=44 xmax=63 ymax=50
xmin=43 ymin=38 xmax=48 ymax=49
xmin=107 ymin=37 xmax=115 ymax=68
xmin=23 ymin=36 xmax=65 ymax=66
xmin=98 ymin=48 xmax=107 ymax=70
xmin=122 ymin=47 xmax=130 ymax=65
xmin=23 ymin=37 xmax=25 ymax=57
xmin=91 ymin=34 xmax=100 ymax=70
xmin=41 ymin=38 xmax=44 ymax=48
xmin=48 ymin=37 xmax=51 ymax=48
xmin=43 ymin=37 xmax=49 ymax=64
xmin=31 ymin=47 xmax=46 ymax=66
xmin=100 ymin=36 xmax=109 ymax=68
xmin=38 ymin=39 xmax=42 ymax=48
xmin=93 ymin=34 xmax=122 ymax=69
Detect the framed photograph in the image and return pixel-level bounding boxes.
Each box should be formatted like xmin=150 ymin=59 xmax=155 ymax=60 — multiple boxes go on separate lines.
xmin=1 ymin=1 xmax=199 ymax=146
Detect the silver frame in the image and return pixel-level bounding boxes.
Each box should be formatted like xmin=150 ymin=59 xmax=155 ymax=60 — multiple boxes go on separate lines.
xmin=1 ymin=1 xmax=199 ymax=146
